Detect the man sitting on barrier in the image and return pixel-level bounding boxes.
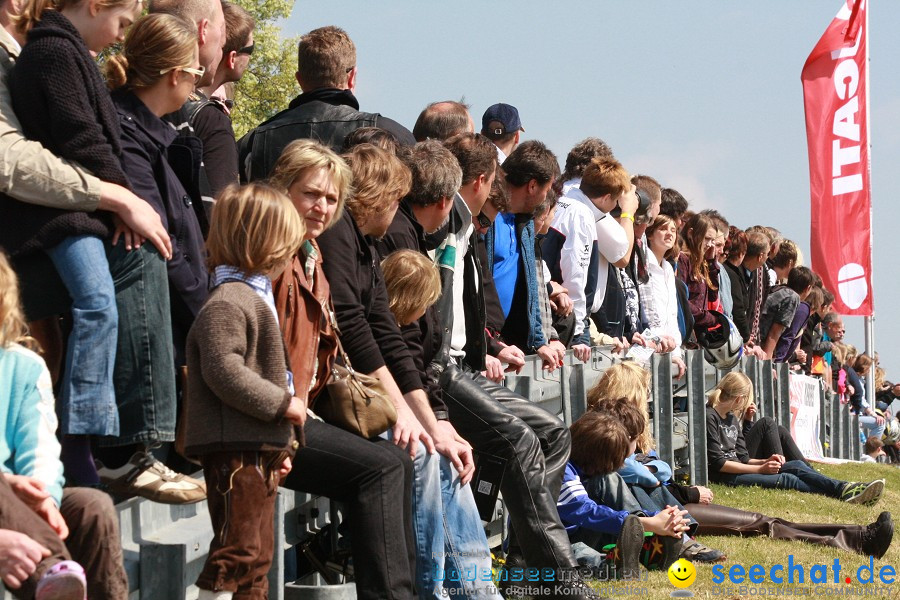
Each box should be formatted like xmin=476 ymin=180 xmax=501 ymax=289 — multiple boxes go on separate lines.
xmin=436 ymin=138 xmax=601 ymax=599
xmin=373 ymin=138 xmax=500 ymax=600
xmin=707 ymin=372 xmax=886 ymax=504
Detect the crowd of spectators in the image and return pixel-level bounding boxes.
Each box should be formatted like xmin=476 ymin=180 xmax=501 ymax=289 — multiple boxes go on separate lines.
xmin=0 ymin=3 xmax=896 ymax=599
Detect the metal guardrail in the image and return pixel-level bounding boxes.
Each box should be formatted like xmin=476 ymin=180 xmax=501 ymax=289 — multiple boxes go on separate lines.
xmin=1 ymin=348 xmax=867 ymax=600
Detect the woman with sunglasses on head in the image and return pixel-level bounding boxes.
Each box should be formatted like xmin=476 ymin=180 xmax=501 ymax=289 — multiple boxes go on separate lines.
xmin=106 ymin=13 xmax=210 ymax=372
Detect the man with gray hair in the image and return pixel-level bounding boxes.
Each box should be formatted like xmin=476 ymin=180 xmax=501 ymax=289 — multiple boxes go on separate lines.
xmin=374 ymin=140 xmax=503 ymax=599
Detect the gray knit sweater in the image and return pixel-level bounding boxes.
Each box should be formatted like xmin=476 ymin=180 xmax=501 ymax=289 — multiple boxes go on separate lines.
xmin=184 ymin=282 xmax=297 ymax=457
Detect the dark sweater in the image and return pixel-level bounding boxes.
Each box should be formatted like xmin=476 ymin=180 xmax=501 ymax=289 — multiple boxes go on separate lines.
xmin=192 ymin=101 xmax=238 ymax=198
xmin=705 ymin=406 xmax=749 ymax=482
xmin=113 ymin=90 xmax=210 ymax=359
xmin=3 ymin=10 xmax=125 ymax=255
xmin=374 ymin=203 xmax=448 ymax=419
xmin=723 ymin=261 xmax=750 ymax=343
xmin=316 ymin=210 xmax=423 ymax=395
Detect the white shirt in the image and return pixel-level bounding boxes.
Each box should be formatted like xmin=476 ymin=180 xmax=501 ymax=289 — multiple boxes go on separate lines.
xmin=549 ymin=191 xmax=595 ymax=337
xmin=450 ymin=195 xmax=474 ymax=359
xmin=568 ymin=187 xmax=630 ymax=313
xmin=640 ymin=251 xmax=683 ymax=357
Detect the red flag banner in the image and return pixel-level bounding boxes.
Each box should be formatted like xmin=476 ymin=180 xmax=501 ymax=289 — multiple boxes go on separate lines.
xmin=801 ymin=0 xmax=872 ymax=315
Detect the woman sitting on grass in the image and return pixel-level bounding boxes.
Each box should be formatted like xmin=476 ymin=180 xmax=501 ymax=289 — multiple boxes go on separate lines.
xmin=707 ymin=372 xmax=885 ymax=505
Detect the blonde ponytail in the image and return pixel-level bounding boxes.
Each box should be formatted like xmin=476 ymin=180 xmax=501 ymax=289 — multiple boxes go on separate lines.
xmin=14 ymin=0 xmax=56 ymax=36
xmin=104 ymin=54 xmax=129 ymax=90
xmin=708 ymin=372 xmax=754 ymax=415
xmin=103 ymin=13 xmax=197 ymax=91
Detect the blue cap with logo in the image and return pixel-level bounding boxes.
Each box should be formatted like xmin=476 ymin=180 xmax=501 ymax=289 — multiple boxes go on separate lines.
xmin=481 ymin=103 xmax=524 ymax=136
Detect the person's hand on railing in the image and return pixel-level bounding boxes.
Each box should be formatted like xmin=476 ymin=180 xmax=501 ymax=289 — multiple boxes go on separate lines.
xmin=657 ymin=335 xmax=676 ymax=353
xmin=672 ymin=356 xmax=686 ymax=380
xmin=537 ymin=341 xmax=565 ymax=373
xmin=572 ymin=343 xmax=592 ymax=363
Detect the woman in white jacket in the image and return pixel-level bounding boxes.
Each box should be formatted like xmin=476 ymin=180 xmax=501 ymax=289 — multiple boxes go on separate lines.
xmin=639 ymin=214 xmax=685 ymax=377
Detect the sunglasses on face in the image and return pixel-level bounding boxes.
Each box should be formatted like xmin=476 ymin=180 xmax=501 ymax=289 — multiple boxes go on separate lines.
xmin=476 ymin=213 xmax=491 ymax=229
xmin=237 ymin=43 xmax=254 ymax=56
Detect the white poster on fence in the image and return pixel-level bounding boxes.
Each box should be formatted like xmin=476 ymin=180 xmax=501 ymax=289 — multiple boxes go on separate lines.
xmin=789 ymin=374 xmax=825 ymax=461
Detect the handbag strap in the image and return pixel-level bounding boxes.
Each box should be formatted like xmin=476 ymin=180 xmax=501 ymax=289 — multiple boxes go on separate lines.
xmin=323 ymin=301 xmax=357 ymax=374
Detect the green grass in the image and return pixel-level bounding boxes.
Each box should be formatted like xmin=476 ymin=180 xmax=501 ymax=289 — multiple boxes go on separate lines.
xmin=586 ymin=462 xmax=900 ymax=599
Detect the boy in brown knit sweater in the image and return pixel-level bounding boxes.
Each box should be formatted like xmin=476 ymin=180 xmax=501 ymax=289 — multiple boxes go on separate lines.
xmin=184 ymin=183 xmax=307 ymax=600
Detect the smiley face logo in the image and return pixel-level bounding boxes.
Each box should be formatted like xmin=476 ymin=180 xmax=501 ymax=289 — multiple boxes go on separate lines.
xmin=668 ymin=558 xmax=696 ymax=589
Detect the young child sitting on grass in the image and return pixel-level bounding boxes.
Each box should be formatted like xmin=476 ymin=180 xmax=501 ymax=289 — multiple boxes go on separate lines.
xmin=558 ymin=403 xmax=688 ymax=579
xmin=183 ymin=183 xmax=308 ymax=600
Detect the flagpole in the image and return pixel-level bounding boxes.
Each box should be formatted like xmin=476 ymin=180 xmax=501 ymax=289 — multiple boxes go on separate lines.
xmin=864 ymin=0 xmax=876 ymax=411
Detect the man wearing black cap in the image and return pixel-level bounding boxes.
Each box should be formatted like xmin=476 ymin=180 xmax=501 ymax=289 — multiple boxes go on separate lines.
xmin=481 ymin=102 xmax=524 ymax=163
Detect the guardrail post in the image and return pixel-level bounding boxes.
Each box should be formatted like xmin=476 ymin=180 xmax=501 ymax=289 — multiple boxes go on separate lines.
xmin=775 ymin=363 xmax=791 ymax=427
xmin=850 ymin=413 xmax=861 ymax=460
xmin=833 ymin=394 xmax=845 ymax=459
xmin=140 ymin=545 xmax=187 ymax=600
xmin=819 ymin=383 xmax=829 ymax=457
xmin=567 ymin=352 xmax=587 ymax=422
xmin=743 ymin=356 xmax=760 ymax=415
xmin=758 ymin=360 xmax=776 ymax=422
xmin=268 ymin=490 xmax=288 ymax=600
xmin=651 ymin=353 xmax=675 ymax=471
xmin=684 ymin=349 xmax=708 ymax=486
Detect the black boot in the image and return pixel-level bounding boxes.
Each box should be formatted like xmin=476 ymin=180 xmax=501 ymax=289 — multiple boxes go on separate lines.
xmin=861 ymin=511 xmax=893 ymax=559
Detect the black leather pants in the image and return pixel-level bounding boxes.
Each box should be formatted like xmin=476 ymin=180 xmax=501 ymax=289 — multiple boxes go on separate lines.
xmin=686 ymin=502 xmax=865 ymax=554
xmin=441 ymin=364 xmax=576 ymax=569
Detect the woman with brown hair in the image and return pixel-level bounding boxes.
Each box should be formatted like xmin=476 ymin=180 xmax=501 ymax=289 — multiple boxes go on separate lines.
xmin=676 ymin=212 xmax=720 ymax=340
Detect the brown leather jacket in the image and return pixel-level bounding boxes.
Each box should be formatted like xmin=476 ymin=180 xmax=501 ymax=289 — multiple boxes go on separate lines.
xmin=273 ymin=242 xmax=338 ymax=404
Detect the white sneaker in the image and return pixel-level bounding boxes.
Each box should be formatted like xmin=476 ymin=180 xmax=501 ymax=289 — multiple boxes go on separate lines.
xmin=96 ymin=451 xmax=206 ymax=504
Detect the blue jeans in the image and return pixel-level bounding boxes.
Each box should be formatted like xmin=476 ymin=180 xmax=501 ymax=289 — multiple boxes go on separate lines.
xmin=45 ymin=235 xmax=119 ymax=436
xmin=391 ymin=433 xmax=498 ymax=599
xmin=858 ymin=415 xmax=885 ymax=443
xmin=723 ymin=460 xmax=846 ymax=498
xmin=438 ymin=455 xmax=499 ymax=599
xmin=16 ymin=241 xmax=177 ymax=445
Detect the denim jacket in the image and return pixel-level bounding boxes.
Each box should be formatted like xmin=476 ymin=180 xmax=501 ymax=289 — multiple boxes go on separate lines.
xmin=485 ymin=214 xmax=546 ymax=352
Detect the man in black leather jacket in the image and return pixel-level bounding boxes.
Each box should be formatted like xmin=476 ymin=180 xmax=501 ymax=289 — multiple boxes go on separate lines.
xmin=238 ymin=25 xmax=415 ymax=182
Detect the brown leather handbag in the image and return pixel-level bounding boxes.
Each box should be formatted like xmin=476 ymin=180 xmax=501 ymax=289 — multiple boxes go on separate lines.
xmin=316 ymin=306 xmax=397 ymax=438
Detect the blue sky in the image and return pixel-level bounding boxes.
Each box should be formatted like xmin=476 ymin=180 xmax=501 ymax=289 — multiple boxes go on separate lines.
xmin=286 ymin=1 xmax=900 ymax=380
